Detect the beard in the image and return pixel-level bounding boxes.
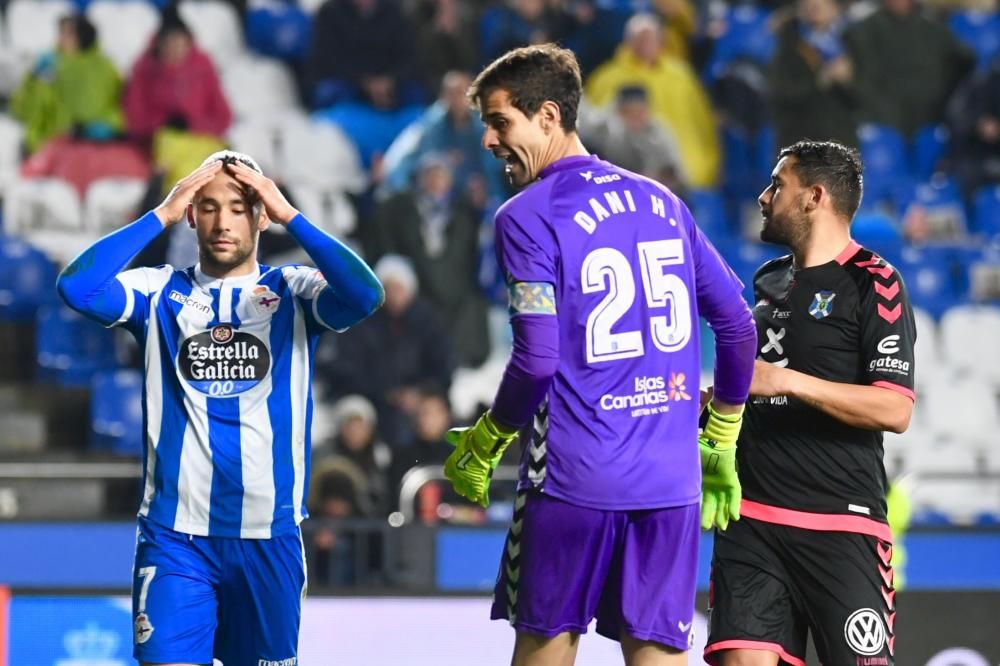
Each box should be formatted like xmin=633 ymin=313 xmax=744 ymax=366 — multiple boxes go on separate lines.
xmin=760 ymin=206 xmax=811 ymax=249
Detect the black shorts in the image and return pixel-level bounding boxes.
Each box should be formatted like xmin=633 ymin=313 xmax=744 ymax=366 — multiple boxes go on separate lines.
xmin=704 ymin=515 xmax=895 ymax=666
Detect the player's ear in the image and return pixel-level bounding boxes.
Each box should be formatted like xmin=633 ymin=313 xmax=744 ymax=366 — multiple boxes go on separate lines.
xmin=804 ymin=184 xmax=823 ymax=212
xmin=186 ymin=203 xmax=196 ymax=228
xmin=257 ymin=211 xmax=271 ymax=232
xmin=539 ymin=100 xmax=560 ymax=132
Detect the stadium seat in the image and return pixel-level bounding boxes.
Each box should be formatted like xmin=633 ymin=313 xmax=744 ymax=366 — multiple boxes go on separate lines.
xmin=893 ymin=244 xmax=963 ymax=318
xmin=857 ymin=124 xmax=911 ymax=210
xmin=280 ymin=117 xmax=368 ymax=194
xmin=949 ymin=9 xmax=1000 ymax=70
xmin=244 ymin=0 xmax=311 ymax=62
xmin=971 ymin=184 xmax=1000 ymax=238
xmin=0 ymin=114 xmax=23 ymax=200
xmin=0 ymin=234 xmax=57 ymax=321
xmin=706 ymin=4 xmax=775 ymax=78
xmin=5 ymin=0 xmax=75 ymax=78
xmin=5 ymin=177 xmax=93 ymax=264
xmin=851 ymin=211 xmax=902 ymax=258
xmin=35 ymin=303 xmax=118 ymax=387
xmin=899 ymin=176 xmax=968 ymax=240
xmin=227 ymin=117 xmax=283 ymax=178
xmin=911 ymin=124 xmax=950 ymax=182
xmin=910 ymin=306 xmax=941 ymax=379
xmin=83 ymin=177 xmax=148 ymax=235
xmin=939 ymin=304 xmax=1000 ymax=382
xmin=283 ymin=185 xmax=357 ymax=238
xmin=85 ymin=0 xmax=160 ymax=75
xmin=220 ymin=55 xmax=299 ymax=122
xmin=910 ymin=477 xmax=1000 ymax=525
xmin=90 ymin=368 xmax=143 ymax=455
xmin=686 ymin=188 xmax=730 ymax=241
xmin=178 ymin=0 xmax=247 ymax=66
xmin=712 ymin=238 xmax=786 ymax=305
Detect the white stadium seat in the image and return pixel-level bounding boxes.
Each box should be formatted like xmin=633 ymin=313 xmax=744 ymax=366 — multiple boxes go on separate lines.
xmin=939 ymin=304 xmax=1000 ymax=383
xmin=5 ymin=177 xmax=94 ymax=264
xmin=221 ymin=55 xmax=299 ymax=121
xmin=83 ymin=177 xmax=148 ymax=234
xmin=911 ymin=306 xmax=942 ymax=383
xmin=178 ymin=0 xmax=247 ymax=67
xmin=4 ymin=0 xmax=75 ymax=87
xmin=284 ymin=185 xmax=356 ymax=238
xmin=0 ymin=114 xmax=24 ymax=196
xmin=86 ymin=0 xmax=160 ymax=76
xmin=279 ymin=117 xmax=367 ymax=194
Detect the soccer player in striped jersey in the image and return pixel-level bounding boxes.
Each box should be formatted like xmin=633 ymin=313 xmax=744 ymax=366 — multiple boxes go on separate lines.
xmin=442 ymin=45 xmax=758 ymax=666
xmin=57 ymin=151 xmax=383 ymax=666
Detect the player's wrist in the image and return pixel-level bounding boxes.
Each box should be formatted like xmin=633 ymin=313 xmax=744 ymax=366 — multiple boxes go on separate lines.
xmin=484 ymin=411 xmax=519 ymax=437
xmin=153 ymin=205 xmax=181 ymax=227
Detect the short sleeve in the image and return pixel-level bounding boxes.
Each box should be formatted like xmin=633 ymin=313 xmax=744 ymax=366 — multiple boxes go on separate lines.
xmin=494 ymin=207 xmax=557 ymax=285
xmin=859 ymin=266 xmax=917 ymax=400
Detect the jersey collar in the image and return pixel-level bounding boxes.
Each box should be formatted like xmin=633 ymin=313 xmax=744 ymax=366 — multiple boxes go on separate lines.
xmin=538 ymin=154 xmax=601 ymax=179
xmin=192 ymin=263 xmax=262 ymax=289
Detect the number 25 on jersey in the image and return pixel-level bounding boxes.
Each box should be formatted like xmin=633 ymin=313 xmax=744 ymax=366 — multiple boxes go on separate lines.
xmin=582 ymin=239 xmax=692 ymax=364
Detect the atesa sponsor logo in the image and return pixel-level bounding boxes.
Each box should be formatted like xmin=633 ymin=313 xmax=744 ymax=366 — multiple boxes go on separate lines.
xmin=876 ymin=334 xmax=900 ymax=355
xmin=868 ymin=357 xmax=910 ymax=373
xmin=179 ymin=324 xmax=271 ymax=397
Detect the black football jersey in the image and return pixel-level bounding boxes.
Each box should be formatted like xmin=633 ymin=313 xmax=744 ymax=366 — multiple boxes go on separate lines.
xmin=738 ymin=242 xmax=917 ymax=522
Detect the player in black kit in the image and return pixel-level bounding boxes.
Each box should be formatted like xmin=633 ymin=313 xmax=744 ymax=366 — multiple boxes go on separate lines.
xmin=704 ymin=141 xmax=916 ymax=666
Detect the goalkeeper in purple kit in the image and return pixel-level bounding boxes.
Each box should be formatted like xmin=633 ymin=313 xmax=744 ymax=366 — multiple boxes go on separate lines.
xmin=443 ymin=44 xmax=757 ymax=665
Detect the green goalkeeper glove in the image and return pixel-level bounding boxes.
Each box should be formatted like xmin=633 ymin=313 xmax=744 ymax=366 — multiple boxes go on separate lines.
xmin=444 ymin=411 xmax=519 ymax=508
xmin=699 ymin=402 xmax=744 ymax=531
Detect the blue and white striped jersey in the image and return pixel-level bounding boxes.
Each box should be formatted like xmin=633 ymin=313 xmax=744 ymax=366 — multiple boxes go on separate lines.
xmin=114 ymin=263 xmax=331 ymax=538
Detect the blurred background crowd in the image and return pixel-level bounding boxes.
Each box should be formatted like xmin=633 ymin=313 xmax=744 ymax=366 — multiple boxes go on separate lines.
xmin=0 ymin=0 xmax=997 ymax=587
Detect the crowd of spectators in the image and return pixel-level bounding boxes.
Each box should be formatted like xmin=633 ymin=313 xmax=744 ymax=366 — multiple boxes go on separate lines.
xmin=1 ymin=0 xmax=999 ymax=584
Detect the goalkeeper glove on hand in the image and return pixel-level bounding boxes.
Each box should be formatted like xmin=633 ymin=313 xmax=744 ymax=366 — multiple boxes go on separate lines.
xmin=699 ymin=403 xmax=744 ymax=531
xmin=444 ymin=411 xmax=519 ymax=508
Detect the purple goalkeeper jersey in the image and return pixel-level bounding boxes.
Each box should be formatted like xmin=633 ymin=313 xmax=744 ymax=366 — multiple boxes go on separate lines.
xmin=495 ymin=154 xmax=748 ymax=510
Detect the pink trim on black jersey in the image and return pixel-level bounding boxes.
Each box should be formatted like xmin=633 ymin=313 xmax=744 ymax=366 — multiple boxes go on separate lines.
xmin=834 ymin=240 xmax=862 ymax=265
xmin=872 ymin=380 xmax=916 ymax=401
xmin=741 ymin=500 xmax=893 ymax=541
xmin=704 ymin=639 xmax=806 ymax=666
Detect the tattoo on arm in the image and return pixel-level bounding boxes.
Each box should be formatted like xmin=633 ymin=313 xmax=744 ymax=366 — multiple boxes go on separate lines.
xmin=508 ymin=282 xmax=557 ymax=315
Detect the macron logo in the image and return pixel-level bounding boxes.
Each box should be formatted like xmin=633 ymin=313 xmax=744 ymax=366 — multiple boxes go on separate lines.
xmin=580 ymin=170 xmax=593 ymax=181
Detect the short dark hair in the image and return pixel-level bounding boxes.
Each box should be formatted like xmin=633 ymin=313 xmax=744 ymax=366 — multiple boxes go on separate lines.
xmin=60 ymin=14 xmax=97 ymax=51
xmin=468 ymin=44 xmax=582 ymax=132
xmin=778 ymin=140 xmax=864 ymax=220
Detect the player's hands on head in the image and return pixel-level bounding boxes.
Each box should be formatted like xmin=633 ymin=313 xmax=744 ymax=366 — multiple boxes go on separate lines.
xmin=153 ymin=160 xmax=223 ymax=226
xmin=443 ymin=412 xmax=519 ymax=508
xmin=228 ymin=162 xmax=299 ymax=226
xmin=699 ymin=402 xmax=744 ymax=531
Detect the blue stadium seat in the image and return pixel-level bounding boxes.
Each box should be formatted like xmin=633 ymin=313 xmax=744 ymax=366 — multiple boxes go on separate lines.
xmin=911 ymin=124 xmax=950 ymax=181
xmin=972 ymin=184 xmax=1000 ymax=238
xmin=898 ymin=175 xmax=968 ymax=236
xmin=893 ymin=244 xmax=965 ymax=318
xmin=0 ymin=235 xmax=58 ymax=321
xmin=245 ymin=1 xmax=311 ymax=62
xmin=713 ymin=238 xmax=786 ymax=305
xmin=686 ymin=188 xmax=731 ymax=242
xmin=949 ymin=10 xmax=1000 ymax=69
xmin=858 ymin=124 xmax=912 ymax=210
xmin=851 ymin=211 xmax=902 ymax=259
xmin=36 ymin=303 xmax=118 ymax=387
xmin=706 ymin=5 xmax=775 ymax=78
xmin=90 ymin=368 xmax=143 ymax=455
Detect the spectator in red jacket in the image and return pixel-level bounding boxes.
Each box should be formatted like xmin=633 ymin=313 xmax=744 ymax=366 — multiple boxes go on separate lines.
xmin=123 ymin=7 xmax=231 ymax=143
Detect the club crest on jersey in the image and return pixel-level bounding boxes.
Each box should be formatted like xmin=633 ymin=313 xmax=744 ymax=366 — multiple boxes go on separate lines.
xmin=180 ymin=325 xmax=271 ymax=397
xmin=809 ymin=291 xmax=836 ymax=319
xmin=251 ymin=286 xmax=281 ymax=315
xmin=134 ymin=612 xmax=154 ymax=644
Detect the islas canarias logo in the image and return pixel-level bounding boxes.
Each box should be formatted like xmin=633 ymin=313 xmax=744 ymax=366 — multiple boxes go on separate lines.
xmin=179 ymin=324 xmax=271 ymax=397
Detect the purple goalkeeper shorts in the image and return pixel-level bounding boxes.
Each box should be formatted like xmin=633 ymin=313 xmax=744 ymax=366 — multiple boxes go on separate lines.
xmin=490 ymin=489 xmax=700 ymax=651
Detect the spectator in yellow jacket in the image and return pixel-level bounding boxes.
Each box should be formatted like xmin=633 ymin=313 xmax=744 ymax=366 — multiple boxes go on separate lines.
xmin=585 ymin=13 xmax=720 ymax=188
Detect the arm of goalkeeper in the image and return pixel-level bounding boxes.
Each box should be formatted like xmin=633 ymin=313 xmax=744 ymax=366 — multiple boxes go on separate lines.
xmin=444 ymin=411 xmax=520 ymax=508
xmin=699 ymin=399 xmax=745 ymax=531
